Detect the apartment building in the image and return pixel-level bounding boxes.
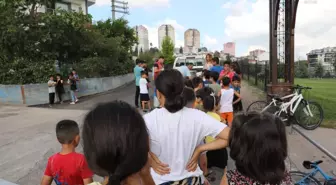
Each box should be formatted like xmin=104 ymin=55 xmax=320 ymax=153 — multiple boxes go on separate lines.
xmin=158 ymin=24 xmax=175 ymax=49
xmin=134 ymin=25 xmax=149 ymax=53
xmin=184 ymin=29 xmax=200 ymax=54
xmin=307 ymin=46 xmax=336 ymax=75
xmin=223 ymin=42 xmax=235 ymax=56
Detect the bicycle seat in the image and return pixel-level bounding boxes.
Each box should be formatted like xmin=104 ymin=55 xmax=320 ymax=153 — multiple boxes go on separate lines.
xmin=267 ymin=94 xmax=283 ymax=102
xmin=303 ymin=160 xmax=323 ymax=169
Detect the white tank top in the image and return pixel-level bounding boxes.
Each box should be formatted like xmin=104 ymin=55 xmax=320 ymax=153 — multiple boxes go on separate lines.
xmin=219 ymin=88 xmax=234 ymax=113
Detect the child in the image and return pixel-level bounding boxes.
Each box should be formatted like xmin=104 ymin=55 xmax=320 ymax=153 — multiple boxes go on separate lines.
xmin=55 ymin=74 xmax=65 ymax=104
xmin=219 ymin=61 xmax=234 ymax=82
xmin=194 ymin=87 xmax=213 ymax=111
xmin=220 ymin=77 xmax=241 ymax=127
xmin=184 ymin=79 xmax=194 ymax=89
xmin=48 ymin=75 xmax=56 ymax=107
xmin=139 ymin=71 xmax=151 ymax=112
xmin=40 ymin=120 xmax=93 ymax=185
xmin=203 ymin=70 xmax=211 ymax=87
xmin=183 ymin=86 xmax=195 ymax=108
xmin=68 ymin=73 xmax=77 ymax=105
xmin=232 ymin=75 xmax=243 ymax=112
xmin=208 ymin=71 xmax=221 ymax=97
xmin=192 ymin=77 xmax=203 ymax=92
xmin=203 ymin=93 xmax=228 ymax=185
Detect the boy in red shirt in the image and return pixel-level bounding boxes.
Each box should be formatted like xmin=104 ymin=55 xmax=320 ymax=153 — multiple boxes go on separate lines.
xmin=40 ymin=120 xmax=93 ymax=185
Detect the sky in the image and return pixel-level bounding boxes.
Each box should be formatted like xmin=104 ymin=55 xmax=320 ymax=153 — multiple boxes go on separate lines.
xmin=89 ymin=0 xmax=336 ymax=58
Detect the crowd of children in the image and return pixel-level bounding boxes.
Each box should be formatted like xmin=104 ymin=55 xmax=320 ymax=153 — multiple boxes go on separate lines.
xmin=47 ymin=69 xmax=79 ymax=107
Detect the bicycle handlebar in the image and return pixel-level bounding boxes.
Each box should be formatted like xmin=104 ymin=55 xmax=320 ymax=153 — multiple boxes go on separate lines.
xmin=292 ymin=84 xmax=312 ymax=90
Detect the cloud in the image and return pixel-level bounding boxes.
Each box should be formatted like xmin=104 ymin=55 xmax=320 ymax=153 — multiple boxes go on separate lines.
xmin=204 ymin=35 xmax=221 ymax=51
xmin=143 ymin=18 xmax=185 ymax=48
xmin=223 ymin=0 xmax=336 ymax=57
xmin=95 ymin=0 xmax=170 ymax=8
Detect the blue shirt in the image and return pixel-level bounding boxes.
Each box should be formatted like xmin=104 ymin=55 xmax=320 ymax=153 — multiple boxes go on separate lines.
xmin=134 ymin=66 xmax=143 ymax=86
xmin=210 ymin=65 xmax=223 ymax=74
xmin=177 ymin=66 xmax=191 ymax=77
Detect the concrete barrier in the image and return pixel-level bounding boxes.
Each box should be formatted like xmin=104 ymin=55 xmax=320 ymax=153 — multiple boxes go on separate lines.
xmin=0 ymin=73 xmax=134 ymax=106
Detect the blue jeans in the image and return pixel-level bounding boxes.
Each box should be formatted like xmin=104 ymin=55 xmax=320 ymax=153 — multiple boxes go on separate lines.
xmin=70 ymin=90 xmax=76 ymax=102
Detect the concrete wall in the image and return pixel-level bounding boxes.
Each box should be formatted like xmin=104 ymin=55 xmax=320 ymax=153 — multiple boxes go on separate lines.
xmin=0 ymin=74 xmax=134 ymax=106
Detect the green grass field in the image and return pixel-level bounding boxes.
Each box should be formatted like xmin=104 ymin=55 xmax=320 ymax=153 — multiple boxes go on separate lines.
xmin=294 ymin=78 xmax=336 ymax=128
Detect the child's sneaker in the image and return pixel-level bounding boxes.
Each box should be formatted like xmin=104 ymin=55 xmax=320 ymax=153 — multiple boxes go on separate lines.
xmin=70 ymin=102 xmax=75 ymax=105
xmin=75 ymin=99 xmax=79 ymax=103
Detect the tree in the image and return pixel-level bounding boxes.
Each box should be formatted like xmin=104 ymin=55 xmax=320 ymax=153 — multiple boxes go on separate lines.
xmin=179 ymin=46 xmax=183 ymax=54
xmin=315 ymin=63 xmax=324 ymax=78
xmin=134 ymin=47 xmax=139 ymax=56
xmin=226 ymin=55 xmax=232 ymax=63
xmin=294 ymin=60 xmax=309 ymax=78
xmin=161 ymin=36 xmax=175 ymax=64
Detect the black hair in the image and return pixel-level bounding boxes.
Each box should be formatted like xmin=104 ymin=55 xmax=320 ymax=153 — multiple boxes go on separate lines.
xmin=140 ymin=71 xmax=147 ymax=76
xmin=192 ymin=77 xmax=203 ymax=88
xmin=186 ymin=62 xmax=193 ymax=66
xmin=203 ymin=70 xmax=210 ymax=80
xmin=195 ymin=87 xmax=214 ymax=100
xmin=184 ymin=79 xmax=194 ymax=89
xmin=183 ymin=87 xmax=195 ymax=105
xmin=69 ymin=73 xmax=73 ymax=76
xmin=56 ymin=73 xmax=61 ymax=77
xmin=56 ymin=120 xmax=79 ymax=144
xmin=159 ymin=56 xmax=164 ymax=59
xmin=229 ymin=112 xmax=287 ymax=184
xmin=210 ymin=71 xmax=219 ymax=82
xmin=224 ymin=61 xmax=231 ymax=66
xmin=222 ymin=77 xmax=231 ymax=86
xmin=232 ymin=75 xmax=240 ymax=82
xmin=135 ymin=59 xmax=140 ymax=64
xmin=155 ymin=69 xmax=185 ymax=113
xmin=72 ymin=69 xmax=76 ymax=71
xmin=49 ymin=75 xmax=54 ymax=78
xmin=212 ymin=57 xmax=219 ymax=64
xmin=82 ymin=101 xmax=149 ymax=185
xmin=203 ymin=94 xmax=219 ymax=112
xmin=232 ymin=62 xmax=241 ymax=74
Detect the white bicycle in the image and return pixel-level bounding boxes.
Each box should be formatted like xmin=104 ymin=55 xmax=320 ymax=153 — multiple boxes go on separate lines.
xmin=247 ymin=85 xmax=324 ymax=130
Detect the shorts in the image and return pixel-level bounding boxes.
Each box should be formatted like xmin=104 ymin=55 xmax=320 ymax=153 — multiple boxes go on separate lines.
xmin=206 ymin=148 xmax=228 ymax=169
xmin=140 ymin=93 xmax=150 ymax=102
xmin=220 ymin=112 xmax=233 ymax=123
xmin=160 ymin=176 xmax=202 ymax=185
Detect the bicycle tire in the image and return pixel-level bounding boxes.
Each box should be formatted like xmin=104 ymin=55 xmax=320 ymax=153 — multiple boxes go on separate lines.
xmin=289 ymin=171 xmax=322 ymax=185
xmin=294 ymin=101 xmax=324 ymax=130
xmin=246 ymin=101 xmax=268 ymax=112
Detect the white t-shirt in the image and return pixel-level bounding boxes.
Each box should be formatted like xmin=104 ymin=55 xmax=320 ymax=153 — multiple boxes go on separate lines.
xmin=48 ymin=80 xmax=55 ymax=93
xmin=143 ymin=107 xmax=227 ymax=184
xmin=219 ymin=88 xmax=234 ymax=113
xmin=139 ymin=78 xmax=148 ymax=94
xmin=177 ymin=66 xmax=191 ymax=77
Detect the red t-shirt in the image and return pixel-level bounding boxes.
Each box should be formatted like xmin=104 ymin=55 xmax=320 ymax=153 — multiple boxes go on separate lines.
xmin=154 ymin=62 xmax=163 ymax=80
xmin=44 ymin=152 xmax=93 ymax=185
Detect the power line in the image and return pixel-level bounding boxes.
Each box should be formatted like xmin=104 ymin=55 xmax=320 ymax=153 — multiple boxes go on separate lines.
xmin=111 ymin=0 xmax=129 ymax=21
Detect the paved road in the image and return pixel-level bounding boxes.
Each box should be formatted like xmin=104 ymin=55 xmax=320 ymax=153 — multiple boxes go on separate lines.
xmin=0 ymin=82 xmax=335 ymax=185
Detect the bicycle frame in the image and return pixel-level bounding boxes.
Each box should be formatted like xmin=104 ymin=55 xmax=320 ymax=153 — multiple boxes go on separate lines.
xmin=296 ymin=165 xmax=335 ymax=184
xmin=261 ymin=91 xmax=314 ymax=120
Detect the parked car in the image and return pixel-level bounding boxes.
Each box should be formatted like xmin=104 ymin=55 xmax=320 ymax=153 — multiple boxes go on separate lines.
xmin=173 ymin=55 xmax=205 ymax=77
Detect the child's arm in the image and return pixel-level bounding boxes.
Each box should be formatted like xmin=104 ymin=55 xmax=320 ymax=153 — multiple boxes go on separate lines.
xmin=40 ymin=176 xmax=53 ymax=185
xmin=47 ymin=81 xmax=53 ymax=87
xmin=81 ymin=157 xmax=94 ymax=185
xmin=233 ymin=91 xmax=241 ymax=105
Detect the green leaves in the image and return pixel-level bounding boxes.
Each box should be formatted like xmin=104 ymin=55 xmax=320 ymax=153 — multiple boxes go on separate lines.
xmin=161 ymin=36 xmax=175 ymax=64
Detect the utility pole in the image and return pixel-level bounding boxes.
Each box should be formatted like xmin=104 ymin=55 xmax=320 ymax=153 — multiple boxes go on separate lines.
xmin=111 ymin=0 xmax=129 ymax=21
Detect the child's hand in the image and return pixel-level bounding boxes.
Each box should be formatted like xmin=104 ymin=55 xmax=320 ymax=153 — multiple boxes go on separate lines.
xmin=149 ymin=152 xmax=170 ymax=175
xmin=186 ymin=147 xmax=202 ymax=172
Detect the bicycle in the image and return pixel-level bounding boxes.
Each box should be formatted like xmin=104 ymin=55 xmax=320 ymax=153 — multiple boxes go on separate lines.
xmin=290 ymin=160 xmax=336 ymax=185
xmin=246 ymin=85 xmax=324 ymax=130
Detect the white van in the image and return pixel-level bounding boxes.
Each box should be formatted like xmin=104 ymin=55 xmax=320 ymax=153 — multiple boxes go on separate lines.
xmin=173 ymin=55 xmax=205 ymax=77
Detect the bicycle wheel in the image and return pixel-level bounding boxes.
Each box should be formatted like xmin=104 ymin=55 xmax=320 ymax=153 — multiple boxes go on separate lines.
xmin=290 ymin=171 xmax=322 ymax=185
xmin=246 ymin=101 xmax=268 ymax=112
xmin=294 ymin=101 xmax=324 ymax=130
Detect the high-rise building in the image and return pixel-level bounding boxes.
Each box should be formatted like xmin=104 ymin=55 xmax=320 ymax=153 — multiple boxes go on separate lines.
xmin=184 ymin=29 xmax=200 ymax=54
xmin=249 ymin=49 xmax=266 ymax=58
xmin=223 ymin=42 xmax=235 ymax=56
xmin=158 ymin=24 xmax=175 ymax=49
xmin=134 ymin=25 xmax=149 ymax=52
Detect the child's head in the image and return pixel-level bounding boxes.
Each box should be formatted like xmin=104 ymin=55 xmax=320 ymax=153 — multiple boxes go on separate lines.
xmin=192 ymin=77 xmax=203 ymax=89
xmin=49 ymin=75 xmax=54 ymax=80
xmin=209 ymin=71 xmax=219 ymax=83
xmin=203 ymin=70 xmax=210 ymax=80
xmin=232 ymin=75 xmax=241 ymax=88
xmin=229 ymin=112 xmax=287 ymax=184
xmin=83 ymin=100 xmax=149 ymax=183
xmin=195 ymin=87 xmax=214 ymax=104
xmin=183 ymin=87 xmax=195 ymax=108
xmin=69 ymin=73 xmax=73 ymax=78
xmin=212 ymin=57 xmax=219 ymax=66
xmin=141 ymin=71 xmax=147 ymax=78
xmin=224 ymin=61 xmax=231 ymax=72
xmin=56 ymin=120 xmax=80 ymax=147
xmin=56 ymin=74 xmax=61 ymax=80
xmin=221 ymin=77 xmax=231 ymax=87
xmin=184 ymin=79 xmax=194 ymax=89
xmin=203 ymin=93 xmax=220 ymax=112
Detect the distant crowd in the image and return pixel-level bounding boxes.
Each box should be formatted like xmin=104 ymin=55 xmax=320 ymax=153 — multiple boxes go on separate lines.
xmin=39 ymin=53 xmax=292 ymax=185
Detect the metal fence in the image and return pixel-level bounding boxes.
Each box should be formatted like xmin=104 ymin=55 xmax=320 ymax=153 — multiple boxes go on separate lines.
xmin=239 ymin=61 xmax=270 ymax=92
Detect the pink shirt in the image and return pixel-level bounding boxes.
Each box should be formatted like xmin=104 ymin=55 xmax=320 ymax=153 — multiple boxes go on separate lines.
xmin=219 ymin=71 xmax=235 ymax=81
